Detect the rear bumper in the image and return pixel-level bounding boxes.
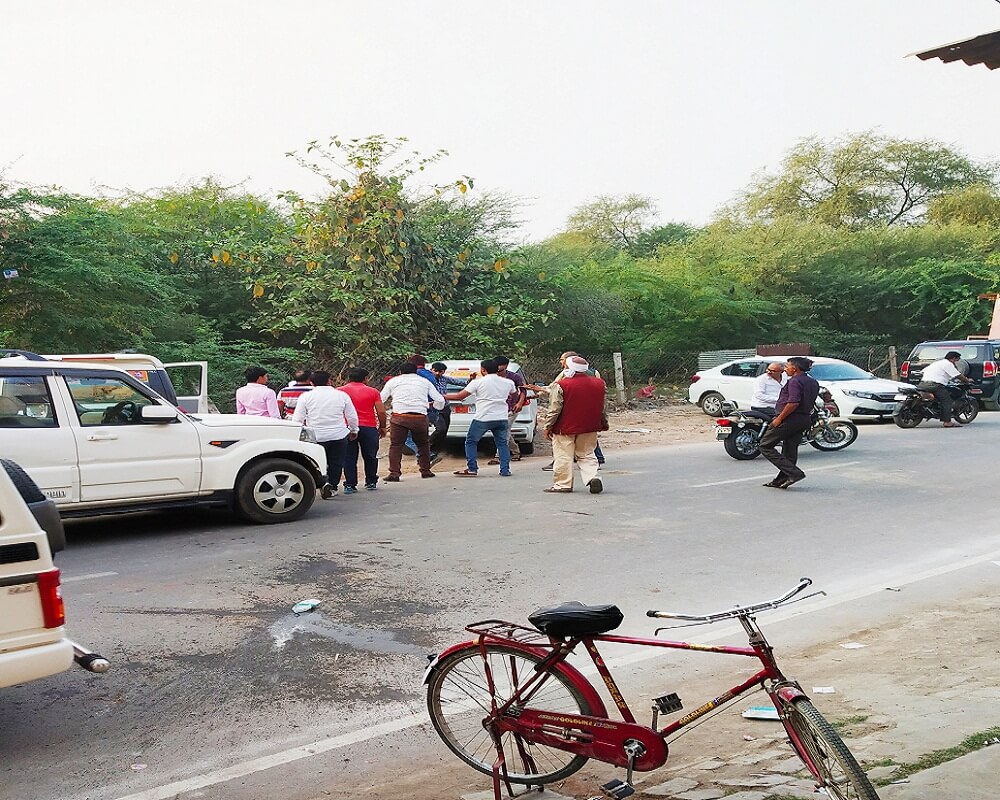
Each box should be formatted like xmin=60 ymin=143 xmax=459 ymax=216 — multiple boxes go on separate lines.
xmin=0 ymin=638 xmax=74 ymax=688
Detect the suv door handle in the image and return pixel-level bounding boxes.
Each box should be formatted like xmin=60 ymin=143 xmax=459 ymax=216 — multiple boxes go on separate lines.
xmin=86 ymin=433 xmax=119 ymax=441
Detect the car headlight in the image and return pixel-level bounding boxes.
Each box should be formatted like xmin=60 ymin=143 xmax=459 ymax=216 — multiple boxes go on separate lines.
xmin=299 ymin=426 xmax=318 ymax=443
xmin=842 ymin=390 xmax=874 ymax=399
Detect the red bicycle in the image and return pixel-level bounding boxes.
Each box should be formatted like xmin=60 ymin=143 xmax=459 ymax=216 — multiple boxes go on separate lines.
xmin=425 ymin=578 xmax=879 ymax=800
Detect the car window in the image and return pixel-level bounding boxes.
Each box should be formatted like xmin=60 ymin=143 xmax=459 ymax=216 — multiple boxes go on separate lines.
xmin=0 ymin=376 xmax=57 ymax=428
xmin=63 ymin=375 xmax=156 ymax=426
xmin=808 ymin=363 xmax=873 ymax=381
xmin=721 ymin=361 xmax=762 ymax=378
xmin=911 ymin=345 xmax=984 ymax=362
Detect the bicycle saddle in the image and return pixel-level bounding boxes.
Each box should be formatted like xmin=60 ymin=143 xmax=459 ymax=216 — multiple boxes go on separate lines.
xmin=528 ymin=601 xmax=624 ymax=638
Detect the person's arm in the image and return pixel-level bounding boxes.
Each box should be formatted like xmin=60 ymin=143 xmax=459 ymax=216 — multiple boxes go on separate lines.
xmin=266 ymin=389 xmax=281 ymax=419
xmin=771 ymin=380 xmax=802 ymax=427
xmin=379 ymin=380 xmax=393 ymax=405
xmin=513 ymin=376 xmax=527 ymax=412
xmin=374 ymin=398 xmax=388 ymax=437
xmin=428 ymin=384 xmax=446 ymax=410
xmin=542 ymin=384 xmax=564 ymax=438
xmin=343 ymin=396 xmax=359 ymax=436
xmin=235 ymin=389 xmax=247 ymax=415
xmin=291 ymin=396 xmax=307 ymax=425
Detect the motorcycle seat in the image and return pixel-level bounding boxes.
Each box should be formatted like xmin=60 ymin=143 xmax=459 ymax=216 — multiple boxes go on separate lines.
xmin=528 ymin=601 xmax=624 ymax=638
xmin=744 ymin=409 xmax=774 ymax=422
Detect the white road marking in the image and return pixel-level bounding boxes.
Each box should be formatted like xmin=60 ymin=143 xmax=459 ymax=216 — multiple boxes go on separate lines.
xmin=62 ymin=571 xmax=118 ymax=583
xmin=110 ymin=542 xmax=1000 ymax=800
xmin=689 ymin=461 xmax=861 ymax=488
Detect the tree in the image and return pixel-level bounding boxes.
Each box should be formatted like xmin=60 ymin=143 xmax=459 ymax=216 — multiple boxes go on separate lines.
xmin=566 ymin=194 xmax=658 ymax=252
xmin=926 ymin=184 xmax=1000 ymax=227
xmin=740 ymin=132 xmax=995 ymax=228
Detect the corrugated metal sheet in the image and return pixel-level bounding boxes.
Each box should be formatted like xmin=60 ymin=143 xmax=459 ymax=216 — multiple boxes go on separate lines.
xmin=697 ymin=349 xmax=755 ymax=370
xmin=913 ymin=28 xmax=1000 ymax=70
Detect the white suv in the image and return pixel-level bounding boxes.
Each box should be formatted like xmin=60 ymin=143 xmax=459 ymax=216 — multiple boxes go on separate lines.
xmin=0 ymin=353 xmax=327 ymax=524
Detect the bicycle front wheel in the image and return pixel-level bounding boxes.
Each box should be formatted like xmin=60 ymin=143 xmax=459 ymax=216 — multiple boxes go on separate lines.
xmin=782 ymin=698 xmax=880 ymax=799
xmin=426 ymin=643 xmax=592 ymax=784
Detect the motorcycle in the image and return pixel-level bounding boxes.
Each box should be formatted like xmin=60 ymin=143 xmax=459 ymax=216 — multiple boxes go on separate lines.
xmin=892 ymin=382 xmax=978 ymax=428
xmin=714 ymin=391 xmax=859 ymax=460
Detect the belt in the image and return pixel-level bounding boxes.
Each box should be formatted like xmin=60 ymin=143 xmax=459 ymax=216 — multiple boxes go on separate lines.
xmin=392 ymin=412 xmax=427 ymax=417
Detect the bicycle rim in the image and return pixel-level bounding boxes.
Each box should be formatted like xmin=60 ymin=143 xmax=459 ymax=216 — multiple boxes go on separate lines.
xmin=781 ymin=698 xmax=880 ymax=799
xmin=426 ymin=643 xmax=591 ymax=784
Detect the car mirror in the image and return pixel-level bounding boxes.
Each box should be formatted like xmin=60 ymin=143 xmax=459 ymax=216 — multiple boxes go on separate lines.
xmin=140 ymin=405 xmax=178 ymax=423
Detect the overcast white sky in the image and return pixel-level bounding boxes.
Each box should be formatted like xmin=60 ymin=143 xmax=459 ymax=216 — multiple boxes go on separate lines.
xmin=2 ymin=1 xmax=999 ymax=241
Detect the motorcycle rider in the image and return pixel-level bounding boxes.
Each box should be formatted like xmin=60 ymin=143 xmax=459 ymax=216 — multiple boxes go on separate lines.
xmin=750 ymin=362 xmax=787 ymax=419
xmin=760 ymin=357 xmax=820 ymax=489
xmin=918 ymin=351 xmax=971 ymax=428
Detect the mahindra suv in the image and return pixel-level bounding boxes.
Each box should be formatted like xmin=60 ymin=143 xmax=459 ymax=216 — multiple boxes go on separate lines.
xmin=0 ymin=352 xmax=327 ymax=524
xmin=901 ymin=340 xmax=1000 ymax=410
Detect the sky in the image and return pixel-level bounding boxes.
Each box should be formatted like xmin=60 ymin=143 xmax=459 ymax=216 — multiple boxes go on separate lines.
xmin=3 ymin=1 xmax=1000 ymax=241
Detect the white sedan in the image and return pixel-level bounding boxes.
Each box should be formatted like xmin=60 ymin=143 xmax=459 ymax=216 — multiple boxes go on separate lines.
xmin=688 ymin=356 xmax=909 ymax=421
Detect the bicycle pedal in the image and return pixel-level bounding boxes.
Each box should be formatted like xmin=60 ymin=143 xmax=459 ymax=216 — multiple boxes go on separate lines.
xmin=653 ymin=692 xmax=683 ymax=714
xmin=600 ymin=779 xmax=635 ymax=799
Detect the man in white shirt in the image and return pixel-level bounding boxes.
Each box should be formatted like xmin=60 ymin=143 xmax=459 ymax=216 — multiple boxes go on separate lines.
xmin=380 ymin=362 xmax=446 ymax=481
xmin=750 ymin=362 xmax=787 ymax=417
xmin=292 ymin=370 xmax=359 ymax=498
xmin=446 ymin=359 xmax=517 ymax=477
xmin=918 ymin=351 xmax=971 ymax=428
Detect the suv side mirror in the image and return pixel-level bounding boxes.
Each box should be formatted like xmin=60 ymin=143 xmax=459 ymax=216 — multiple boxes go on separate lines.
xmin=140 ymin=405 xmax=178 ymax=423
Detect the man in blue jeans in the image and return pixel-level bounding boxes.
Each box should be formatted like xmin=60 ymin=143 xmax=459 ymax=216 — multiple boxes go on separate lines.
xmin=446 ymin=359 xmax=517 ymax=477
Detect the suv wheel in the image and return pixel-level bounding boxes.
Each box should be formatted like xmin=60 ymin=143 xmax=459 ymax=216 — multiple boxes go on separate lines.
xmin=699 ymin=391 xmax=725 ymax=417
xmin=235 ymin=459 xmax=316 ymax=524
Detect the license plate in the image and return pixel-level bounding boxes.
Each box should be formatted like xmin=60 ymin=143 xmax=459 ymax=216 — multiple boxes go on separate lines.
xmin=714 ymin=425 xmax=731 ymax=438
xmin=893 ymin=394 xmax=907 ymax=401
xmin=454 ymin=405 xmax=474 ymax=414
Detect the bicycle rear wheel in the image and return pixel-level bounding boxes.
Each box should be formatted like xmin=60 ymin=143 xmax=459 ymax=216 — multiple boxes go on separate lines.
xmin=781 ymin=698 xmax=880 ymax=799
xmin=426 ymin=643 xmax=591 ymax=784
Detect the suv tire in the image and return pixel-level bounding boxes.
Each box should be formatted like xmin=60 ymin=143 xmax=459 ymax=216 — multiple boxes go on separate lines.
xmin=234 ymin=459 xmax=316 ymax=524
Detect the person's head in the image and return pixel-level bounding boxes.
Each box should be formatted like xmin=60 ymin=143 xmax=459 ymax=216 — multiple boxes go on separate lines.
xmin=347 ymin=367 xmax=369 ymax=383
xmin=495 ymin=356 xmax=511 ymax=374
xmin=431 ymin=362 xmax=447 ymax=376
xmin=310 ymin=370 xmax=331 ymax=387
xmin=564 ymin=356 xmax=590 ymax=377
xmin=245 ymin=366 xmax=268 ymax=384
xmin=785 ymin=357 xmax=814 ymax=376
xmin=407 ymin=354 xmax=427 ymax=367
xmin=765 ymin=362 xmax=784 ymax=380
xmin=292 ymin=369 xmax=312 ymax=384
xmin=481 ymin=359 xmax=500 ymax=375
xmin=399 ymin=362 xmax=418 ymax=375
xmin=559 ymin=350 xmax=580 ymax=368
xmin=945 ymin=351 xmax=963 ymax=363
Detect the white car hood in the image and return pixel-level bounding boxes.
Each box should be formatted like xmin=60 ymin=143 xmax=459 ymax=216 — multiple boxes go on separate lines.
xmin=189 ymin=413 xmax=301 ymax=430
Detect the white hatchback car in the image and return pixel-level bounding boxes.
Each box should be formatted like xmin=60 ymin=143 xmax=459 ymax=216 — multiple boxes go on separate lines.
xmin=439 ymin=360 xmax=539 ymax=454
xmin=688 ymin=356 xmax=909 ymax=421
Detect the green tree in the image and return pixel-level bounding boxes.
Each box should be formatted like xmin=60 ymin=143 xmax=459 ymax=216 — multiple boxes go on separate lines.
xmin=566 ymin=194 xmax=658 ymax=252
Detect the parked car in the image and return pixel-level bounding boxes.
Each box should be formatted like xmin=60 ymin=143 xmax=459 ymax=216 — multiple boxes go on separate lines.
xmin=0 ymin=352 xmax=327 ymax=524
xmin=688 ymin=356 xmax=909 ymax=421
xmin=438 ymin=360 xmax=538 ymax=454
xmin=901 ymin=339 xmax=1000 ymax=410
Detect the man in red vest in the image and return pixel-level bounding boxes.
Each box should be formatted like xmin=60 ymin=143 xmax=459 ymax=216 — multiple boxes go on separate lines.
xmin=542 ymin=356 xmax=609 ymax=494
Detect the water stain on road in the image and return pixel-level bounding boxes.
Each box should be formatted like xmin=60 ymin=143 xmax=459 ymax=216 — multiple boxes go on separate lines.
xmin=269 ymin=611 xmax=427 ymax=655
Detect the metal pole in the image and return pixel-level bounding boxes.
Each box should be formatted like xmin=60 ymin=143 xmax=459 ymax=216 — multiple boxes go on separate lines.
xmin=888 ymin=346 xmax=898 ymax=381
xmin=613 ymin=352 xmax=626 ymax=404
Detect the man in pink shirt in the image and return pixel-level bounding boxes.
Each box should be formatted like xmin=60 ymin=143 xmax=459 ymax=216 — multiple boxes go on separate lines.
xmin=338 ymin=368 xmax=388 ymax=492
xmin=235 ymin=367 xmax=281 ymax=418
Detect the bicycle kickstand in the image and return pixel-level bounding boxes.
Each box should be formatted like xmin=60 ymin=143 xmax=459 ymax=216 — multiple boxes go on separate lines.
xmin=488 ymin=728 xmax=543 ymax=800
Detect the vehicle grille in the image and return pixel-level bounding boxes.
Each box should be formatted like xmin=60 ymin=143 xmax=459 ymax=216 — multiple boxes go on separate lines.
xmin=872 ymin=393 xmax=899 ymax=403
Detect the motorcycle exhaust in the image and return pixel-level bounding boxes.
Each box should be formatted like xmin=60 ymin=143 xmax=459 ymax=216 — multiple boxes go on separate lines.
xmin=71 ymin=641 xmax=111 ymax=673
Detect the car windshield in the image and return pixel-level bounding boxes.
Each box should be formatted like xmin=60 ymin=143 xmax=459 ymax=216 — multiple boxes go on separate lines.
xmin=808 ymin=363 xmax=872 ymax=381
xmin=912 ymin=344 xmax=984 ymax=362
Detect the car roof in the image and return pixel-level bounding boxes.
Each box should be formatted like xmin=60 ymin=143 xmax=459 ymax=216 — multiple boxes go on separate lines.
xmin=439 ymin=359 xmax=523 ymax=374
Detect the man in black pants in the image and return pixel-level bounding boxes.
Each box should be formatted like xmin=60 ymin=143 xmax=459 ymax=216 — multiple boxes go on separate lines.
xmin=760 ymin=357 xmax=820 ymax=489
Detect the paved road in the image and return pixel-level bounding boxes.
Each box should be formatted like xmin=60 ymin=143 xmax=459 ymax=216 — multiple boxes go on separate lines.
xmin=4 ymin=415 xmax=1000 ymax=800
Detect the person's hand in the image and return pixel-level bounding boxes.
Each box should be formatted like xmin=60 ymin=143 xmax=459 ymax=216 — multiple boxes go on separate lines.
xmin=771 ymin=417 xmax=783 ymax=428
xmin=348 ymin=432 xmax=358 ymax=441
xmin=378 ymin=427 xmax=387 ymax=439
xmin=544 ymin=429 xmax=553 ymax=440
xmin=513 ymin=403 xmax=524 ymax=414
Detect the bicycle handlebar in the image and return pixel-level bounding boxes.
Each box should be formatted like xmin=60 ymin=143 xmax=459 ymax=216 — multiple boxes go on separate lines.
xmin=646 ymin=577 xmax=814 ymax=622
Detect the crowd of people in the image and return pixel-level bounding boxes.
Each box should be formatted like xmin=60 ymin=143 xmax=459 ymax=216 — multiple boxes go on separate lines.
xmin=233 ymin=351 xmax=611 ymax=496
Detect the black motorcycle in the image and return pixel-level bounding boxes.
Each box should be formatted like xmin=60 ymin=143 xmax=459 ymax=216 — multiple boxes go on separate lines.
xmin=715 ymin=394 xmax=859 ymax=460
xmin=892 ymin=382 xmax=978 ymax=428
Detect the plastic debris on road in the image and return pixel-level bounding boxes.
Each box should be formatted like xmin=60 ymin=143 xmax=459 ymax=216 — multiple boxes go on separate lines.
xmin=840 ymin=642 xmax=867 ymax=649
xmin=292 ymin=598 xmax=321 ymax=615
xmin=812 ymin=686 xmax=836 ymax=693
xmin=616 ymin=427 xmax=652 ymax=433
xmin=741 ymin=704 xmax=780 ymax=720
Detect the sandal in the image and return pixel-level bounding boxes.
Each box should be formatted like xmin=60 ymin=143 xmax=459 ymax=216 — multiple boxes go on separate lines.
xmin=543 ymin=486 xmax=573 ymax=493
xmin=453 ymin=469 xmax=478 ymax=477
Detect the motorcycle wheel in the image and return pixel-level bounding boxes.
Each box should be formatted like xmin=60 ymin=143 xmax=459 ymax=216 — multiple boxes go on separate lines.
xmin=893 ymin=405 xmax=922 ymax=428
xmin=954 ymin=398 xmax=979 ymax=425
xmin=809 ymin=420 xmax=858 ymax=451
xmin=723 ymin=428 xmax=761 ymax=460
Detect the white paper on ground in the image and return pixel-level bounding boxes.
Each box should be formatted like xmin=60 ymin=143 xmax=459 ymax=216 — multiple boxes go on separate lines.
xmin=741 ymin=705 xmax=780 ymax=720
xmin=840 ymin=642 xmax=867 ymax=649
xmin=812 ymin=686 xmax=836 ymax=694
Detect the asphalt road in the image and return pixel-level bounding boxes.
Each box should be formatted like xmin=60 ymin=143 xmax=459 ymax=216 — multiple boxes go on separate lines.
xmin=4 ymin=415 xmax=1000 ymax=800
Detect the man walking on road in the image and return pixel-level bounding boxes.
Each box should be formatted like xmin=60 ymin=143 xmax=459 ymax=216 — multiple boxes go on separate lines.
xmin=542 ymin=356 xmax=608 ymax=494
xmin=489 ymin=356 xmax=527 ymax=465
xmin=292 ymin=370 xmax=359 ymax=498
xmin=918 ymin=350 xmax=971 ymax=428
xmin=235 ymin=367 xmax=281 ymax=418
xmin=446 ymin=359 xmax=517 ymax=477
xmin=380 ymin=362 xmax=445 ymax=482
xmin=338 ymin=368 xmax=387 ymax=493
xmin=760 ymin=357 xmax=820 ymax=489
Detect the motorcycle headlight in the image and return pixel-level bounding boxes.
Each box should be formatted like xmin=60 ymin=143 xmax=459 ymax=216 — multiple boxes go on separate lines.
xmin=299 ymin=426 xmax=318 ymax=443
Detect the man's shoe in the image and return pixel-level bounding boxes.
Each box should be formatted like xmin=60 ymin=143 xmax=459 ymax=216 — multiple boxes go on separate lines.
xmin=588 ymin=477 xmax=603 ymax=494
xmin=343 ymin=486 xmax=357 ymax=495
xmin=777 ymin=474 xmax=805 ymax=489
xmin=499 ymin=471 xmax=512 ymax=477
xmin=364 ymin=483 xmax=378 ymax=491
xmin=421 ymin=472 xmax=436 ymax=478
xmin=384 ymin=475 xmax=400 ymax=482
xmin=942 ymin=421 xmax=960 ymax=428
xmin=429 ymin=453 xmax=443 ymax=465
xmin=543 ymin=486 xmax=573 ymax=493
xmin=542 ymin=462 xmax=554 ymax=471
xmin=488 ymin=458 xmax=501 ymax=465
xmin=320 ymin=483 xmax=337 ymax=499
xmin=762 ymin=479 xmax=786 ymax=488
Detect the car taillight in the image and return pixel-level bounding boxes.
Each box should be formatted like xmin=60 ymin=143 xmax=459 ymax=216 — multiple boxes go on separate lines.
xmin=36 ymin=569 xmax=65 ymax=629
xmin=690 ymin=375 xmax=700 ymax=383
xmin=900 ymin=361 xmax=909 ymax=379
xmin=984 ymin=361 xmax=997 ymax=378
